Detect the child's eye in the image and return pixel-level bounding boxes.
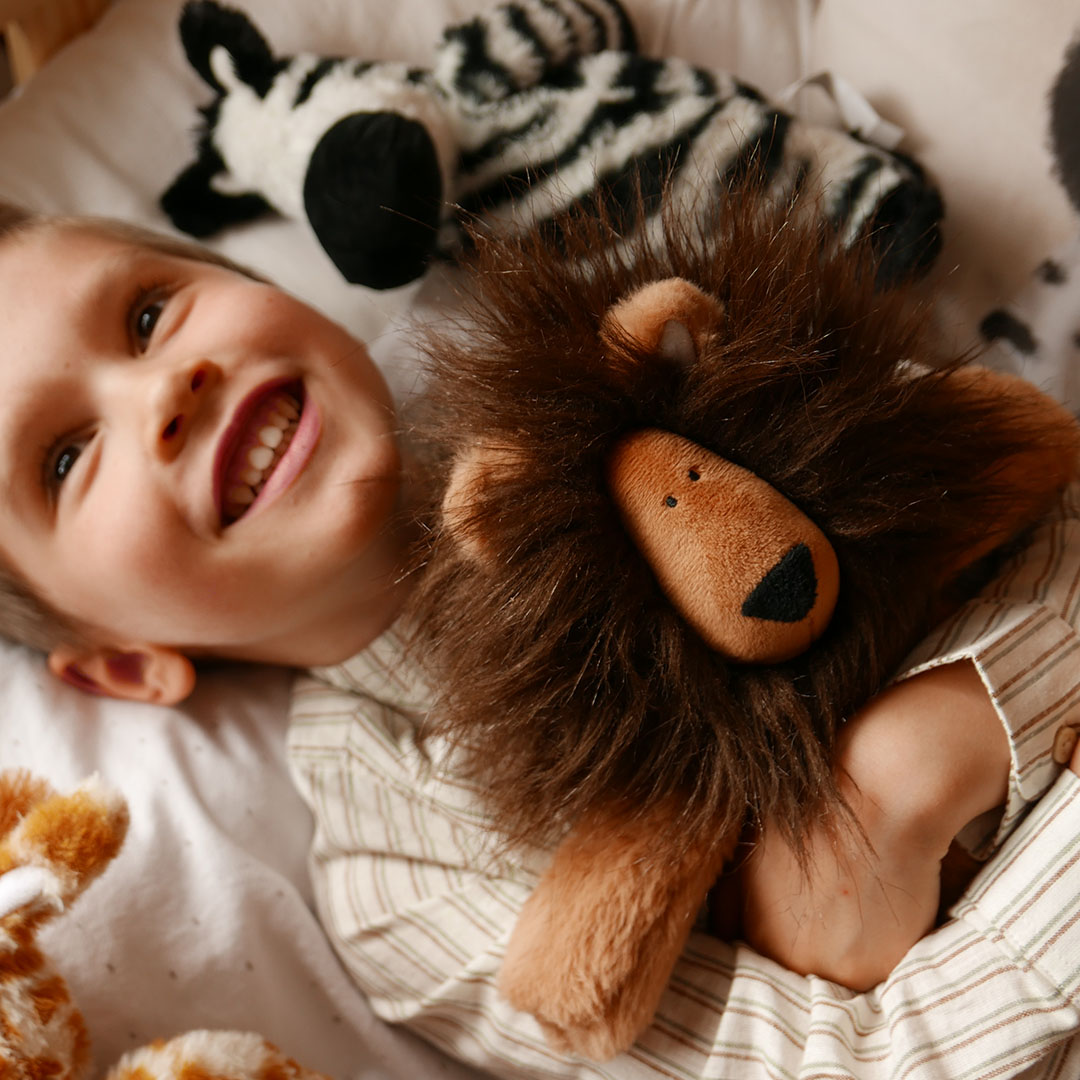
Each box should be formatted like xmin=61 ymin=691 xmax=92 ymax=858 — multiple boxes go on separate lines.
xmin=46 ymin=441 xmax=84 ymax=488
xmin=54 ymin=445 xmax=81 ymax=481
xmin=133 ymin=298 xmax=166 ymax=347
xmin=129 ymin=286 xmax=169 ymax=350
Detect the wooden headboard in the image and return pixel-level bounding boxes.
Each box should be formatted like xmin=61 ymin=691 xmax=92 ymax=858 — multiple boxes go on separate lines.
xmin=0 ymin=0 xmax=110 ymax=84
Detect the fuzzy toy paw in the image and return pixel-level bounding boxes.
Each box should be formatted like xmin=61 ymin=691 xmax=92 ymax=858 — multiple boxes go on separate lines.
xmin=106 ymin=1031 xmax=329 ymax=1080
xmin=498 ymin=803 xmax=734 ymax=1060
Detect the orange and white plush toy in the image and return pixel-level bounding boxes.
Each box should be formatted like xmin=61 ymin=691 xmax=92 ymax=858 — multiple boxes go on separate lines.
xmin=0 ymin=769 xmax=330 ymax=1080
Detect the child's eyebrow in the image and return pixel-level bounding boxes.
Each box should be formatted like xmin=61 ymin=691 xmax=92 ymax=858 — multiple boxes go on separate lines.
xmin=68 ymin=246 xmax=149 ymax=341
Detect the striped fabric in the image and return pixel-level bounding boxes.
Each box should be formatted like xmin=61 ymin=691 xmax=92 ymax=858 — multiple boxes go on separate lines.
xmin=426 ymin=0 xmax=941 ymax=281
xmin=288 ymin=485 xmax=1080 ymax=1079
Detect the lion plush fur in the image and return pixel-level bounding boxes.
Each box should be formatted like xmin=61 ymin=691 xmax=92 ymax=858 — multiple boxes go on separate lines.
xmin=408 ymin=190 xmax=1078 ymax=860
xmin=403 ymin=187 xmax=1080 ymax=1056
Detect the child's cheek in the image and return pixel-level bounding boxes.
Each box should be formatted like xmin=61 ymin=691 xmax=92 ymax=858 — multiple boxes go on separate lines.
xmin=80 ymin=499 xmax=186 ymax=602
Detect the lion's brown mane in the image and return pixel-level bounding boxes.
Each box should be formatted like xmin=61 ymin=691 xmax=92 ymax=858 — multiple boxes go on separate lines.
xmin=403 ymin=188 xmax=1068 ymax=862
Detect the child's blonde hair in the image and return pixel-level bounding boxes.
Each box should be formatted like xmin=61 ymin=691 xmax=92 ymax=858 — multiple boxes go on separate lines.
xmin=0 ymin=201 xmax=263 ymax=652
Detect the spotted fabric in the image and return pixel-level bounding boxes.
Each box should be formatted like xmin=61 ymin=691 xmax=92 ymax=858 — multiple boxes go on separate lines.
xmin=981 ymin=233 xmax=1080 ymax=417
xmin=287 ymin=485 xmax=1080 ymax=1079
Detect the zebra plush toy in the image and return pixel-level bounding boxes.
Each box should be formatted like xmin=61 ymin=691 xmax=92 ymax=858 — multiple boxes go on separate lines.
xmin=162 ymin=0 xmax=944 ymax=290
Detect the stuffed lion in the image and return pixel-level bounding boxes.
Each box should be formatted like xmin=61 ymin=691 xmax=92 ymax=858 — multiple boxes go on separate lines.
xmin=405 ymin=186 xmax=1080 ymax=1058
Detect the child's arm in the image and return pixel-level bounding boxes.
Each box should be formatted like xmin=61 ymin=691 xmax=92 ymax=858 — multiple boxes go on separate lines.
xmin=292 ymin=657 xmax=1080 ymax=1078
xmin=740 ymin=659 xmax=1010 ymax=991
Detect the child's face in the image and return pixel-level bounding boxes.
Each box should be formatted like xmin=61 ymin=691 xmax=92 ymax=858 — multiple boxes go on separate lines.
xmin=0 ymin=225 xmax=403 ymax=667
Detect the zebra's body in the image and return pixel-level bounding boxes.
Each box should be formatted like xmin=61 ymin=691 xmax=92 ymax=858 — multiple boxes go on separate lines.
xmin=163 ymin=0 xmax=942 ymax=289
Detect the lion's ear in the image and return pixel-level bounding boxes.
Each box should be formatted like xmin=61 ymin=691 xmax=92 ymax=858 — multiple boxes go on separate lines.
xmin=441 ymin=443 xmax=527 ymax=565
xmin=600 ymin=278 xmax=724 ymax=370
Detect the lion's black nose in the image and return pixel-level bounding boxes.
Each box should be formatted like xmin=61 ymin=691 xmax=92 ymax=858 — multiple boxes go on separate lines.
xmin=741 ymin=543 xmax=818 ymax=623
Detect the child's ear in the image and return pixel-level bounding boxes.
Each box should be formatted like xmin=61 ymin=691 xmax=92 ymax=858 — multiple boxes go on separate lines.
xmin=47 ymin=643 xmax=196 ymax=706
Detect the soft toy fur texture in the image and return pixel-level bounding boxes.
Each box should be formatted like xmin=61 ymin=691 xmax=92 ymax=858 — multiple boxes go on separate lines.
xmin=0 ymin=770 xmax=330 ymax=1080
xmin=405 ymin=186 xmax=1079 ymax=865
xmin=1052 ymin=35 xmax=1080 ymax=216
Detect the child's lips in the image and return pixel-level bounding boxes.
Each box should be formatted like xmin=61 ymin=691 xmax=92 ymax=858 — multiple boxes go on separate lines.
xmin=213 ymin=379 xmax=320 ymax=527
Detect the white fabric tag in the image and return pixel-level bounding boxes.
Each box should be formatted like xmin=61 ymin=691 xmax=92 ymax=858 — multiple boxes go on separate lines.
xmin=778 ymin=70 xmax=905 ymax=149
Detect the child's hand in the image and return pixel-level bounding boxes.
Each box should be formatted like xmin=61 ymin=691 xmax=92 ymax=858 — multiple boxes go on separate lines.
xmin=739 ymin=661 xmax=1009 ymax=991
xmin=739 ymin=783 xmax=945 ymax=990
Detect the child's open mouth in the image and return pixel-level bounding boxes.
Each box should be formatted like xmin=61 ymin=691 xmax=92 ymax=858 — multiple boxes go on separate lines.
xmin=217 ymin=380 xmax=306 ymax=526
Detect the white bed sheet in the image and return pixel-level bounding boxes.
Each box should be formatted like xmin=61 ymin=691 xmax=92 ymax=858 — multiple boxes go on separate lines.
xmin=0 ymin=2 xmax=815 ymax=1077
xmin=3 ymin=2 xmax=1080 ymax=1076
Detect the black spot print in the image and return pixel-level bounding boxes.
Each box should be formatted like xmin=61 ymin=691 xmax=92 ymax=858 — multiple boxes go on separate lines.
xmin=979 ymin=310 xmax=1037 ymax=354
xmin=1038 ymin=258 xmax=1067 ymax=284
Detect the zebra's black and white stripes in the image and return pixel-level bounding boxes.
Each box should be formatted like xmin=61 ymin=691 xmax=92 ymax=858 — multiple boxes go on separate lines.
xmin=442 ymin=42 xmax=941 ymax=283
xmin=162 ymin=0 xmax=943 ymax=290
xmin=434 ymin=0 xmax=636 ymax=102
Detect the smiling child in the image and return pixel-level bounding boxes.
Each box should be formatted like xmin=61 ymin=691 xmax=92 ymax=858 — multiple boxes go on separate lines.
xmin=0 ymin=208 xmax=408 ymax=695
xmin=1 ymin=200 xmax=1079 ymax=1078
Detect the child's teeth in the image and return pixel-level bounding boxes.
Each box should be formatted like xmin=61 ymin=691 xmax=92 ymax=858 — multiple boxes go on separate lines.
xmin=259 ymin=425 xmax=284 ymax=449
xmin=223 ymin=394 xmax=302 ymax=525
xmin=249 ymin=445 xmax=274 ymax=470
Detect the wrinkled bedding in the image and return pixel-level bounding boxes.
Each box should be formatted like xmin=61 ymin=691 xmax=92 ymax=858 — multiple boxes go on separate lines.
xmin=0 ymin=2 xmax=1076 ymax=1076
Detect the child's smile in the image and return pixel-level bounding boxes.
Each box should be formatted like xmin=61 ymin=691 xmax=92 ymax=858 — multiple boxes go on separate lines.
xmin=0 ymin=224 xmax=406 ymax=670
xmin=217 ymin=380 xmax=310 ymax=526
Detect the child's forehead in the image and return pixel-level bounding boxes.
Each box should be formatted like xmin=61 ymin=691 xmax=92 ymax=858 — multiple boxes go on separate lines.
xmin=40 ymin=221 xmax=170 ymax=264
xmin=0 ymin=228 xmax=167 ymax=407
xmin=5 ymin=225 xmax=210 ymax=327
xmin=15 ymin=219 xmax=198 ymax=271
xmin=5 ymin=222 xmax=141 ymax=281
xmin=3 ymin=229 xmax=129 ymax=330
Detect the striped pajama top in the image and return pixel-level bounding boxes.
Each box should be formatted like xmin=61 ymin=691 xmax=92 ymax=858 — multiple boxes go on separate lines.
xmin=288 ymin=484 xmax=1080 ymax=1079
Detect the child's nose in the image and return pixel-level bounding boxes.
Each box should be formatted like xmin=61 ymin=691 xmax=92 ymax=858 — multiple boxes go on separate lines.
xmin=150 ymin=360 xmax=221 ymax=462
